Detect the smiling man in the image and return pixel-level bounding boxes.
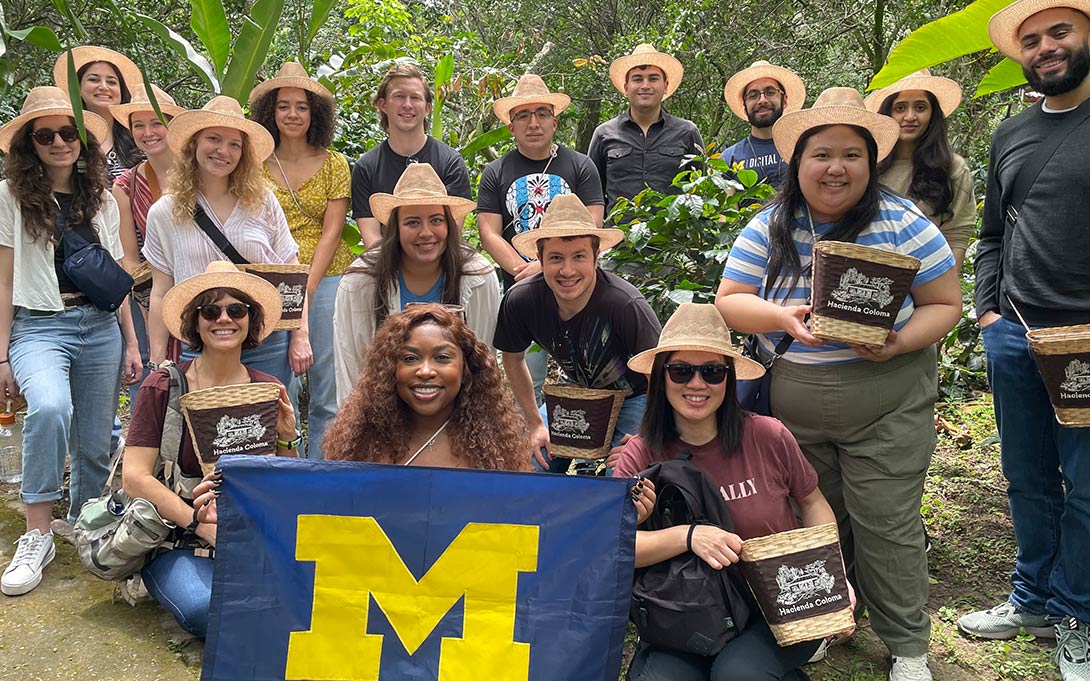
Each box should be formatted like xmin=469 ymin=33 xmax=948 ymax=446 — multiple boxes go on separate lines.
xmin=958 ymin=2 xmax=1090 ymax=679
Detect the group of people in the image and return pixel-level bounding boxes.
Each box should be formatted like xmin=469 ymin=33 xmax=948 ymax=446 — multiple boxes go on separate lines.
xmin=0 ymin=0 xmax=1088 ymax=679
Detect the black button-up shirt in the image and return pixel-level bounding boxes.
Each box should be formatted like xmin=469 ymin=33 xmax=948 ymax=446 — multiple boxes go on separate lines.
xmin=587 ymin=109 xmax=704 ymax=213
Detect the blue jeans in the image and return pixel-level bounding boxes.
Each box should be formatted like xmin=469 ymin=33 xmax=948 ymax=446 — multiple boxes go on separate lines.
xmin=111 ymin=297 xmax=149 ymax=455
xmin=304 ymin=275 xmax=339 ymax=459
xmin=535 ymin=393 xmax=647 ymax=473
xmin=983 ymin=316 xmax=1090 ymax=622
xmin=526 ymin=345 xmax=547 ymax=405
xmin=142 ymin=549 xmax=213 ymax=638
xmin=9 ymin=306 xmax=122 ymax=522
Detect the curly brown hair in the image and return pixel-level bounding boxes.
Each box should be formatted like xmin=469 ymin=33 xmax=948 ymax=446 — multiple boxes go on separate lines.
xmin=250 ymin=88 xmax=335 ymax=149
xmin=324 ymin=304 xmax=529 ymax=471
xmin=178 ymin=287 xmax=266 ymax=352
xmin=169 ymin=131 xmax=268 ymax=224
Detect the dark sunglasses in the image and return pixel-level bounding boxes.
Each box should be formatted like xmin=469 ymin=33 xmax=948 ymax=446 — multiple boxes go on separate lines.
xmin=31 ymin=125 xmax=81 ymax=146
xmin=663 ymin=361 xmax=731 ymax=385
xmin=198 ymin=303 xmax=251 ymax=321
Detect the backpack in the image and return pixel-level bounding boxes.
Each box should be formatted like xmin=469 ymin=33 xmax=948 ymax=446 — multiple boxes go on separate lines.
xmin=630 ymin=452 xmax=755 ymax=656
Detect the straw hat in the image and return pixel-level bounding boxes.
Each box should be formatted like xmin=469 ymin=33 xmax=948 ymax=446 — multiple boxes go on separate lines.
xmin=369 ymin=162 xmax=477 ymax=226
xmin=0 ymin=86 xmax=109 ymax=154
xmin=53 ymin=46 xmax=142 ymax=95
xmin=161 ymin=261 xmax=283 ymax=343
xmin=772 ymin=87 xmax=901 ymax=163
xmin=493 ymin=74 xmax=572 ymax=125
xmin=608 ymin=44 xmax=685 ymax=99
xmin=109 ymin=84 xmax=185 ymax=129
xmin=510 ymin=194 xmax=625 ymax=259
xmin=248 ymin=61 xmax=334 ymax=105
xmin=864 ymin=69 xmax=963 ymax=117
xmin=989 ymin=0 xmax=1090 ymax=60
xmin=167 ymin=95 xmax=275 ymax=162
xmin=628 ymin=303 xmax=765 ymax=379
xmin=723 ymin=60 xmax=807 ymax=121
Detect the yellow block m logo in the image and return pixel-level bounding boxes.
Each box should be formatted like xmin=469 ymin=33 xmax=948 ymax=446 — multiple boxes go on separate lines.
xmin=285 ymin=516 xmax=539 ymax=681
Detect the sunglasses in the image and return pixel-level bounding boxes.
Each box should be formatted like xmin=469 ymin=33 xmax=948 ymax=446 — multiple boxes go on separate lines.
xmin=663 ymin=361 xmax=731 ymax=385
xmin=31 ymin=125 xmax=81 ymax=146
xmin=198 ymin=303 xmax=251 ymax=321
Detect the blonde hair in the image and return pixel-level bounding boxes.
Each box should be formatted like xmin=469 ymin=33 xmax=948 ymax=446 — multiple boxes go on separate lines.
xmin=169 ymin=130 xmax=268 ymax=224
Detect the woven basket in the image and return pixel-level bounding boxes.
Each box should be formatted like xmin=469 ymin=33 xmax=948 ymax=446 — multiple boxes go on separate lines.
xmin=240 ymin=264 xmax=309 ymax=330
xmin=179 ymin=382 xmax=281 ymax=473
xmin=811 ymin=241 xmax=920 ymax=347
xmin=740 ymin=523 xmax=854 ymax=646
xmin=1026 ymin=324 xmax=1090 ymax=427
xmin=542 ymin=384 xmax=626 ymax=459
xmin=131 ymin=262 xmax=153 ymax=312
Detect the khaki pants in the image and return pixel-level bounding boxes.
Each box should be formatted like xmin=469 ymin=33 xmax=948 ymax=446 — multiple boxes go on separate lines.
xmin=769 ymin=346 xmax=936 ymax=657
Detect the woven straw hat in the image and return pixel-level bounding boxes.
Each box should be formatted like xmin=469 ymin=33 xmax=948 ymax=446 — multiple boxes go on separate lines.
xmin=369 ymin=162 xmax=477 ymax=226
xmin=609 ymin=44 xmax=685 ymax=99
xmin=109 ymin=84 xmax=185 ymax=129
xmin=989 ymin=0 xmax=1090 ymax=60
xmin=772 ymin=87 xmax=901 ymax=163
xmin=493 ymin=74 xmax=572 ymax=125
xmin=53 ymin=46 xmax=142 ymax=95
xmin=248 ymin=61 xmax=334 ymax=105
xmin=510 ymin=194 xmax=625 ymax=259
xmin=723 ymin=60 xmax=807 ymax=121
xmin=0 ymin=86 xmax=109 ymax=154
xmin=167 ymin=95 xmax=275 ymax=162
xmin=161 ymin=261 xmax=283 ymax=343
xmin=864 ymin=69 xmax=963 ymax=117
xmin=628 ymin=303 xmax=765 ymax=379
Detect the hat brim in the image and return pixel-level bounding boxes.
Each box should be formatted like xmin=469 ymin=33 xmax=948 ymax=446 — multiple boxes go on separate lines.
xmin=369 ymin=194 xmax=477 ymax=227
xmin=110 ymin=101 xmax=186 ymax=130
xmin=0 ymin=108 xmax=109 ymax=154
xmin=493 ymin=94 xmax=572 ymax=125
xmin=248 ymin=76 xmax=334 ymax=105
xmin=863 ymin=75 xmax=962 ymax=117
xmin=53 ymin=46 xmax=143 ymax=96
xmin=628 ymin=342 xmax=766 ymax=380
xmin=724 ymin=64 xmax=807 ymax=120
xmin=161 ymin=270 xmax=283 ymax=344
xmin=167 ymin=109 xmax=275 ymax=163
xmin=511 ymin=225 xmax=625 ymax=259
xmin=772 ymin=105 xmax=901 ymax=163
xmin=609 ymin=53 xmax=684 ymax=99
xmin=989 ymin=0 xmax=1090 ymax=60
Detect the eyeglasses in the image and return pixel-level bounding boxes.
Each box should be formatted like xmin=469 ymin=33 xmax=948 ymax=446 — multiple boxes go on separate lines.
xmin=198 ymin=303 xmax=251 ymax=321
xmin=663 ymin=361 xmax=731 ymax=385
xmin=31 ymin=125 xmax=81 ymax=146
xmin=511 ymin=107 xmax=555 ymax=124
xmin=744 ymin=87 xmax=784 ymax=102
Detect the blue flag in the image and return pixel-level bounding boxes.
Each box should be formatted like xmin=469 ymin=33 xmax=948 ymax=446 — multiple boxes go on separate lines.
xmin=202 ymin=456 xmax=637 ymax=681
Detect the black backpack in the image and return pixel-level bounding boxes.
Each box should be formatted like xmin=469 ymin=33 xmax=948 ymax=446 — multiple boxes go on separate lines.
xmin=630 ymin=452 xmax=755 ymax=656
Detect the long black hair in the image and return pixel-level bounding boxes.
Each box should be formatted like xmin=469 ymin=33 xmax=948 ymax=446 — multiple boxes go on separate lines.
xmin=876 ymin=90 xmax=954 ymax=220
xmin=76 ymin=61 xmax=142 ymax=169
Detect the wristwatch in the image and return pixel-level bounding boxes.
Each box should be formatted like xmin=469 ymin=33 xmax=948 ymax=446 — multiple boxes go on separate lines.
xmin=277 ymin=433 xmax=303 ymax=450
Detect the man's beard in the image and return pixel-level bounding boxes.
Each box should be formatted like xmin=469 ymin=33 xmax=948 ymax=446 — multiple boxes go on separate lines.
xmin=1023 ymin=43 xmax=1090 ymax=96
xmin=747 ymin=103 xmax=784 ymax=129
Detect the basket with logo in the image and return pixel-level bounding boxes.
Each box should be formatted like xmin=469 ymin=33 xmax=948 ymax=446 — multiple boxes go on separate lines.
xmin=542 ymin=384 xmax=625 ymax=459
xmin=180 ymin=383 xmax=280 ymax=473
xmin=739 ymin=522 xmax=854 ymax=646
xmin=240 ymin=264 xmax=308 ymax=330
xmin=131 ymin=261 xmax=153 ymax=311
xmin=811 ymin=241 xmax=920 ymax=347
xmin=1026 ymin=324 xmax=1090 ymax=427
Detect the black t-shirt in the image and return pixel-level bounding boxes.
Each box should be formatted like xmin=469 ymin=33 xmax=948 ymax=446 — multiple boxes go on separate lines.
xmin=477 ymin=146 xmax=605 ymax=288
xmin=350 ymin=137 xmax=471 ymax=219
xmin=493 ymin=268 xmax=661 ymax=396
xmin=53 ymin=192 xmax=101 ymax=295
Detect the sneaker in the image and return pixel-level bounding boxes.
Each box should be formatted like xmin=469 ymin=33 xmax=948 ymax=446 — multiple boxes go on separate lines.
xmin=957 ymin=601 xmax=1056 ymax=639
xmin=1 ymin=530 xmax=55 ymax=596
xmin=1056 ymin=618 xmax=1090 ymax=681
xmin=807 ymin=638 xmax=828 ymax=663
xmin=889 ymin=655 xmax=932 ymax=681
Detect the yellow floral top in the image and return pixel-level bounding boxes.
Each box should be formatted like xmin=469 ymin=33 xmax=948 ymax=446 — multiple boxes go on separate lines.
xmin=265 ymin=150 xmax=354 ymax=275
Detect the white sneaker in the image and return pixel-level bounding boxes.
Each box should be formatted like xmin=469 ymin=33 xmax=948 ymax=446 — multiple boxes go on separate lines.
xmin=1 ymin=529 xmax=55 ymax=596
xmin=890 ymin=655 xmax=932 ymax=681
xmin=1056 ymin=618 xmax=1090 ymax=681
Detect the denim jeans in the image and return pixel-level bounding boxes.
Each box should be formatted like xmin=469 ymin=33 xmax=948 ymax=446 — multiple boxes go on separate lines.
xmin=142 ymin=549 xmax=213 ymax=638
xmin=983 ymin=316 xmax=1090 ymax=623
xmin=126 ymin=296 xmax=150 ymax=405
xmin=304 ymin=275 xmax=339 ymax=459
xmin=526 ymin=345 xmax=548 ymax=405
xmin=9 ymin=305 xmax=122 ymax=522
xmin=535 ymin=392 xmax=647 ymax=474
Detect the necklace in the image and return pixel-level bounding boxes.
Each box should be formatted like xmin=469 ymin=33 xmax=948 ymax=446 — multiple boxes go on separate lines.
xmin=402 ymin=416 xmax=452 ymax=466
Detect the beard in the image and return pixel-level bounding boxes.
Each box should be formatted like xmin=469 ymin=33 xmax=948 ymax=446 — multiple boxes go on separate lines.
xmin=746 ymin=102 xmax=784 ymax=128
xmin=1023 ymin=42 xmax=1090 ymax=96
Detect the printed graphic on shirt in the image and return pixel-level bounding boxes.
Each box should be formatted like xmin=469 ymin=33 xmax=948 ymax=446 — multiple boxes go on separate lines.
xmin=551 ymin=320 xmax=634 ymax=393
xmin=505 ymin=173 xmax=572 ymax=235
xmin=720 ymin=478 xmax=758 ymax=501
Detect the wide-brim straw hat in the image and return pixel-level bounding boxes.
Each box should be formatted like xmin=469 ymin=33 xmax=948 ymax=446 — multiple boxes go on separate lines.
xmin=510 ymin=194 xmax=625 ymax=259
xmin=723 ymin=60 xmax=807 ymax=121
xmin=53 ymin=46 xmax=143 ymax=95
xmin=109 ymin=84 xmax=185 ymax=129
xmin=772 ymin=87 xmax=901 ymax=163
xmin=609 ymin=44 xmax=684 ymax=99
xmin=628 ymin=303 xmax=765 ymax=379
xmin=989 ymin=0 xmax=1090 ymax=60
xmin=493 ymin=74 xmax=572 ymax=125
xmin=248 ymin=61 xmax=334 ymax=105
xmin=167 ymin=95 xmax=275 ymax=162
xmin=161 ymin=261 xmax=283 ymax=343
xmin=864 ymin=69 xmax=963 ymax=117
xmin=369 ymin=162 xmax=477 ymax=226
xmin=0 ymin=86 xmax=109 ymax=154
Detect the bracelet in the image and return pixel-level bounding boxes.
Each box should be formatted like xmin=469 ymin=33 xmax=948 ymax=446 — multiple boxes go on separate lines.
xmin=277 ymin=434 xmax=302 ymax=450
xmin=185 ymin=507 xmax=200 ymax=535
xmin=0 ymin=359 xmax=8 ymax=365
xmin=686 ymin=523 xmax=697 ymax=553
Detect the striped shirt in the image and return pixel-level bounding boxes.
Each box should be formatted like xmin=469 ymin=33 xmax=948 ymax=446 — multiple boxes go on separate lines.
xmin=722 ymin=191 xmax=954 ymax=365
xmin=114 ymin=164 xmax=156 ymax=255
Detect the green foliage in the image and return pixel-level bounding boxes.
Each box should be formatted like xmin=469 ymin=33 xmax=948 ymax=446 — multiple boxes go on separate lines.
xmin=218 ymin=0 xmax=286 ymax=102
xmin=190 ymin=0 xmax=230 ymax=75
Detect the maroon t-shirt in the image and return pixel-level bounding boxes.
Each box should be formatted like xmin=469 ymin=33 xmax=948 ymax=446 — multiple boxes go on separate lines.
xmin=127 ymin=360 xmax=282 ymax=478
xmin=613 ymin=414 xmax=819 ymax=540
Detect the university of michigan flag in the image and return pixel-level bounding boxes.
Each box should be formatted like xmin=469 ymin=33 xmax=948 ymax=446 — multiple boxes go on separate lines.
xmin=201 ymin=456 xmax=637 ymax=681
